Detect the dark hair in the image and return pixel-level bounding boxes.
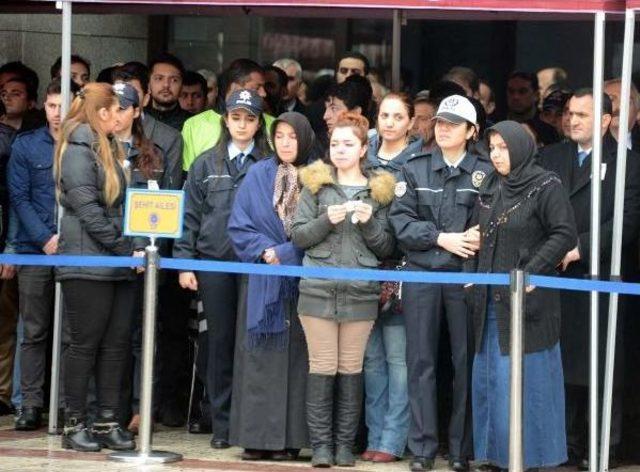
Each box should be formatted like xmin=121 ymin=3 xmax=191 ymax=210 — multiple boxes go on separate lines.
xmin=467 ymin=96 xmax=487 ymax=137
xmin=221 ymin=59 xmax=264 ymax=96
xmin=307 ymin=74 xmax=334 ymax=103
xmin=0 ymin=61 xmax=39 ymax=102
xmin=336 ymin=51 xmax=370 ymax=76
xmin=45 ymin=78 xmax=80 ymax=97
xmin=113 ymin=62 xmax=150 ymax=94
xmin=524 ymin=118 xmax=560 ymax=147
xmin=572 ymin=88 xmax=613 ymax=115
xmin=132 ymin=117 xmax=164 ymax=179
xmin=428 ymin=80 xmax=466 ymax=106
xmin=443 ymin=66 xmax=480 ymax=95
xmin=182 ymin=70 xmax=207 ymax=96
xmin=50 ymin=54 xmax=91 ymax=79
xmin=96 ymin=66 xmax=117 ymax=84
xmin=379 ymin=92 xmax=414 ymax=119
xmin=326 ymin=75 xmax=372 ymax=115
xmin=148 ymin=52 xmax=185 ymax=78
xmin=216 ymin=59 xmax=265 ymax=111
xmin=5 ymin=77 xmax=38 ymax=102
xmin=508 ymin=71 xmax=539 ymax=92
xmin=264 ymin=65 xmax=288 ymax=90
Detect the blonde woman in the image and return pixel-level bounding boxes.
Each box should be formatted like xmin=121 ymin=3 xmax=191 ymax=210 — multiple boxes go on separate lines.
xmin=54 ymin=82 xmax=139 ymax=453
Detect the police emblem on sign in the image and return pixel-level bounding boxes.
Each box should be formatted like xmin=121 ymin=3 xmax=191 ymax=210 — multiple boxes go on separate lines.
xmin=472 ymin=170 xmax=486 ymax=188
xmin=395 ymin=181 xmax=407 ymax=198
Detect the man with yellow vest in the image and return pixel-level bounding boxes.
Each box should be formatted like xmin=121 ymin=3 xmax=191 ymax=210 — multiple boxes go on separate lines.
xmin=182 ymin=59 xmax=275 ymax=171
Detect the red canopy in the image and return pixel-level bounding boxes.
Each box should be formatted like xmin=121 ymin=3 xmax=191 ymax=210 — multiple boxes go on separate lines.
xmin=29 ymin=0 xmax=625 ymax=12
xmin=625 ymin=0 xmax=640 ymax=8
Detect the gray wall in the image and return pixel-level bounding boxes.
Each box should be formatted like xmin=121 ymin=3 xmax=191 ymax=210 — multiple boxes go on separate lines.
xmin=0 ymin=13 xmax=148 ymax=102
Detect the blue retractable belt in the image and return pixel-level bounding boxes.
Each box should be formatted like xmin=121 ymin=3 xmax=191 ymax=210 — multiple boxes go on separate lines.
xmin=1 ymin=253 xmax=639 ymax=296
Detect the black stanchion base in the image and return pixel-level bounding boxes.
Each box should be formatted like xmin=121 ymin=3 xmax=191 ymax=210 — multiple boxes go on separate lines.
xmin=107 ymin=450 xmax=183 ymax=464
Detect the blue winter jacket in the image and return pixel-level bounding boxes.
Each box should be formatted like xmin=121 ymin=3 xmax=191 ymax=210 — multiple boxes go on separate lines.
xmin=7 ymin=126 xmax=56 ymax=254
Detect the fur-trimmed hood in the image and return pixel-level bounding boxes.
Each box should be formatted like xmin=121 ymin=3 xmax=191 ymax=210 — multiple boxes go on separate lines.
xmin=299 ymin=160 xmax=396 ymax=205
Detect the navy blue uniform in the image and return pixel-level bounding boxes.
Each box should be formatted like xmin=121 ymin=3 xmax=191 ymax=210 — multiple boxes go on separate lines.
xmin=174 ymin=143 xmax=263 ymax=441
xmin=389 ymin=148 xmax=492 ymax=461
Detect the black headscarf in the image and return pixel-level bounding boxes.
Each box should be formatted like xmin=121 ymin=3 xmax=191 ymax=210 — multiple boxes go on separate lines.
xmin=482 ymin=120 xmax=549 ymax=207
xmin=271 ymin=111 xmax=316 ymax=167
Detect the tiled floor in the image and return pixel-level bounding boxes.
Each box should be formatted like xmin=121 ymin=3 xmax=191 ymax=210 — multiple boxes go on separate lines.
xmin=0 ymin=415 xmax=638 ymax=472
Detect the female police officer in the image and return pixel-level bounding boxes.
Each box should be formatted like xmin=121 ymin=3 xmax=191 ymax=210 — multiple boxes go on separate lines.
xmin=173 ymin=89 xmax=269 ymax=449
xmin=389 ymin=95 xmax=493 ymax=472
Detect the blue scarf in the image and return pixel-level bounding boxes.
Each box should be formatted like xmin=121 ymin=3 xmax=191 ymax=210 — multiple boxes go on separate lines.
xmin=228 ymin=158 xmax=303 ymax=349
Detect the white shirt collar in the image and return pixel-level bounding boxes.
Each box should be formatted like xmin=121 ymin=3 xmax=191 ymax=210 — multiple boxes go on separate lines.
xmin=228 ymin=140 xmax=255 ymax=160
xmin=446 ymin=152 xmax=467 ymax=169
xmin=577 ymin=144 xmax=592 ymax=155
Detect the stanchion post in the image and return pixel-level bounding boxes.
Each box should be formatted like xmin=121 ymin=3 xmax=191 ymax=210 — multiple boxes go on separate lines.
xmin=48 ymin=0 xmax=73 ymax=435
xmin=589 ymin=12 xmax=606 ymax=472
xmin=600 ymin=10 xmax=636 ymax=472
xmin=509 ymin=269 xmax=525 ymax=472
xmin=108 ymin=240 xmax=182 ymax=464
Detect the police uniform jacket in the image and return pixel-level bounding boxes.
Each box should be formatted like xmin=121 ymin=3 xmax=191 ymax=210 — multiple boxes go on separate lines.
xmin=290 ymin=160 xmax=396 ymax=322
xmin=173 ymin=141 xmax=264 ymax=262
xmin=389 ymin=148 xmax=493 ymax=271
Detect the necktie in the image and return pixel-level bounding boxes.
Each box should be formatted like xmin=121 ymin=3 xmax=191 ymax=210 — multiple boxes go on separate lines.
xmin=235 ymin=152 xmax=245 ymax=172
xmin=577 ymin=150 xmax=588 ymax=167
xmin=122 ymin=141 xmax=132 ymax=157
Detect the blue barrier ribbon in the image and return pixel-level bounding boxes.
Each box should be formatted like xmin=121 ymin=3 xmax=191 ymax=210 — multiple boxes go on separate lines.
xmin=0 ymin=253 xmax=639 ymax=295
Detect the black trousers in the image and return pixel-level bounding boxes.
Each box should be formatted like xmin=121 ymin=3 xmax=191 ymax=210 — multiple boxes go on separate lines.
xmin=403 ymin=281 xmax=473 ymax=460
xmin=197 ymin=272 xmax=239 ymax=440
xmin=565 ymin=383 xmax=623 ymax=457
xmin=62 ymin=279 xmax=134 ymax=418
xmin=18 ymin=265 xmax=55 ymax=408
xmin=157 ymin=272 xmax=191 ymax=410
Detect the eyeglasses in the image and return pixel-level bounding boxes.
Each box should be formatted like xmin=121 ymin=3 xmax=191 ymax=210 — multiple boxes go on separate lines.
xmin=338 ymin=67 xmax=363 ymax=76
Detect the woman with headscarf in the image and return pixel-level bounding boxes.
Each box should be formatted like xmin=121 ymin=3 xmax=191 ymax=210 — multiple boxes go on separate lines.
xmin=227 ymin=111 xmax=315 ymax=461
xmin=469 ymin=121 xmax=577 ymax=470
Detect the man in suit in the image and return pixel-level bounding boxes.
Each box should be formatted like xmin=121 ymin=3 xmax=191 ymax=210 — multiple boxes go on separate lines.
xmin=604 ymin=78 xmax=640 ymax=153
xmin=273 ymin=58 xmax=306 ymax=114
xmin=539 ymin=89 xmax=640 ymax=469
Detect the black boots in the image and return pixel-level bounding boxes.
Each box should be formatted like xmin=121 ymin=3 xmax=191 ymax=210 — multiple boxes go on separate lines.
xmin=92 ymin=409 xmax=136 ymax=451
xmin=62 ymin=416 xmax=101 ymax=452
xmin=306 ymin=373 xmax=364 ymax=468
xmin=306 ymin=374 xmax=335 ymax=467
xmin=14 ymin=406 xmax=42 ymax=431
xmin=333 ymin=373 xmax=363 ymax=467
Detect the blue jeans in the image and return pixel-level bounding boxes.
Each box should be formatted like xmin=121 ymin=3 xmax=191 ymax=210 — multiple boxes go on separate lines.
xmin=363 ymin=312 xmax=409 ymax=457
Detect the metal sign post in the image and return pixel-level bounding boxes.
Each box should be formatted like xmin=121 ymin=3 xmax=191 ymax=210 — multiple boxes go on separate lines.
xmin=109 ymin=240 xmax=181 ymax=464
xmin=509 ymin=269 xmax=525 ymax=472
xmin=108 ymin=188 xmax=184 ymax=463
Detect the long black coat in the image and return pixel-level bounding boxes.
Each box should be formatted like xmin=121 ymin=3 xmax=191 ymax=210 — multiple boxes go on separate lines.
xmin=228 ymin=277 xmax=309 ymax=450
xmin=538 ymin=134 xmax=640 ymax=385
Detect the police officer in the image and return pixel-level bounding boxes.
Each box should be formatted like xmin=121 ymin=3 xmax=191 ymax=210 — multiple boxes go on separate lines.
xmin=389 ymin=95 xmax=493 ymax=472
xmin=173 ymin=89 xmax=270 ymax=449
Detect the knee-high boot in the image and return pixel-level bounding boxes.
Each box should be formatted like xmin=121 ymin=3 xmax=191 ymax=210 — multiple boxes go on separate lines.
xmin=334 ymin=373 xmax=363 ymax=467
xmin=307 ymin=373 xmax=335 ymax=467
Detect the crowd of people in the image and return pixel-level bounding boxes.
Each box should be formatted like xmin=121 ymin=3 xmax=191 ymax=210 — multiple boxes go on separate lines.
xmin=0 ymin=48 xmax=639 ymax=472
